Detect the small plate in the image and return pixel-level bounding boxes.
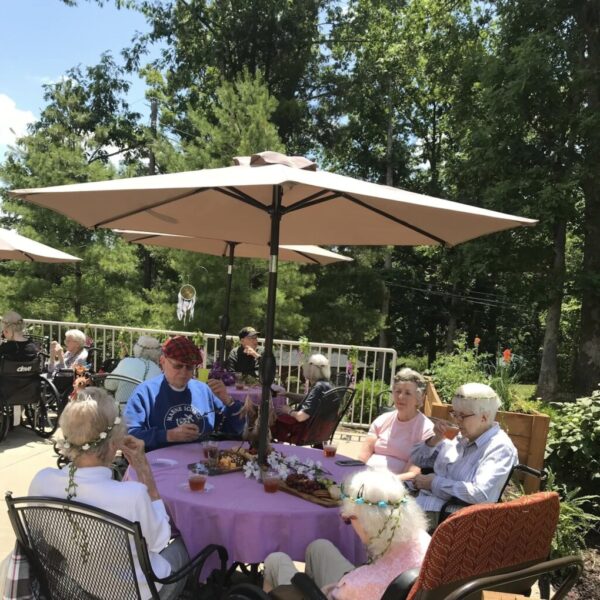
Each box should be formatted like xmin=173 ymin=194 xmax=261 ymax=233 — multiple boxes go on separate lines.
xmin=179 ymin=482 xmax=214 ymax=493
xmin=151 ymin=458 xmax=178 ymax=467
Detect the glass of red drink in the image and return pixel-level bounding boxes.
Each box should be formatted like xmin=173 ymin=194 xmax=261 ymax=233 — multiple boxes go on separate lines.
xmin=202 ymin=441 xmax=219 ymax=468
xmin=323 ymin=442 xmax=338 ymax=458
xmin=444 ymin=425 xmax=460 ymax=440
xmin=188 ymin=464 xmax=209 ymax=491
xmin=262 ymin=471 xmax=280 ymax=493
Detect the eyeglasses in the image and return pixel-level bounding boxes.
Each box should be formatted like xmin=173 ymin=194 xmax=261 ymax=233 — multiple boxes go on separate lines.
xmin=449 ymin=411 xmax=476 ymax=421
xmin=340 ymin=514 xmax=357 ymax=525
xmin=166 ymin=358 xmax=195 ymax=372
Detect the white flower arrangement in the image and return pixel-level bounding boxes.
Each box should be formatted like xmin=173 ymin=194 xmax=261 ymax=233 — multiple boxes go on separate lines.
xmin=243 ymin=450 xmax=326 ymax=482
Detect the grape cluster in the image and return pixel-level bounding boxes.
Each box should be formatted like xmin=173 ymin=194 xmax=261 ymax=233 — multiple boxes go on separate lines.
xmin=286 ymin=473 xmax=324 ymax=493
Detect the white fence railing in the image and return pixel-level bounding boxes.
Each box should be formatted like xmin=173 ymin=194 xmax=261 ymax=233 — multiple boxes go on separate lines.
xmin=24 ymin=319 xmax=397 ymax=428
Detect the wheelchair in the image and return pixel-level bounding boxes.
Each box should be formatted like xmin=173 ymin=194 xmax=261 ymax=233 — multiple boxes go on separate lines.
xmin=0 ymin=356 xmax=63 ymax=443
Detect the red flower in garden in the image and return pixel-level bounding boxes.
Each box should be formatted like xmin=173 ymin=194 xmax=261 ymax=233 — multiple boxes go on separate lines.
xmin=503 ymin=348 xmax=512 ymax=364
xmin=474 ymin=336 xmax=481 ymax=347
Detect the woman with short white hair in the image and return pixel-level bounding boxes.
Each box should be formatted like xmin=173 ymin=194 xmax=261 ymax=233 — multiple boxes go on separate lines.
xmin=271 ymin=353 xmax=332 ymax=442
xmin=26 ymin=387 xmax=189 ymax=600
xmin=263 ymin=470 xmax=430 ymax=599
xmin=359 ymin=368 xmax=434 ymax=479
xmin=0 ymin=311 xmax=38 ymax=361
xmin=410 ymin=382 xmax=518 ymax=529
xmin=105 ymin=336 xmax=162 ymax=405
xmin=48 ymin=328 xmax=88 ymax=373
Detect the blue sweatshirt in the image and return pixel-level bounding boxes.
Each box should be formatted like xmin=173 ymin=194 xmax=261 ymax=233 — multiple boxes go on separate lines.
xmin=124 ymin=375 xmax=239 ymax=451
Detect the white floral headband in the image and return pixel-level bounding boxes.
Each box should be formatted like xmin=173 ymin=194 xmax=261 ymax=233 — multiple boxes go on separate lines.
xmin=57 ymin=415 xmax=121 ymax=454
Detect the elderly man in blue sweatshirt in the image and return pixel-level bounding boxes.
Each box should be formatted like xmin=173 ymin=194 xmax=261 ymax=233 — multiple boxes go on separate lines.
xmin=125 ymin=336 xmax=239 ymax=451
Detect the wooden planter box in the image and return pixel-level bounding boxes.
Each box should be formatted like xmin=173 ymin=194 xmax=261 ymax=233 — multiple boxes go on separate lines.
xmin=423 ymin=380 xmax=550 ymax=494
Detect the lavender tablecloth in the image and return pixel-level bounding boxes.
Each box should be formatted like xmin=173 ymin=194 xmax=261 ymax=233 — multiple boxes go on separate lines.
xmin=128 ymin=442 xmax=366 ymax=574
xmin=226 ymin=385 xmax=287 ymax=410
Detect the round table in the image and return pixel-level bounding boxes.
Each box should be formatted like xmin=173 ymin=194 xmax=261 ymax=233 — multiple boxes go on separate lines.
xmin=128 ymin=442 xmax=366 ymax=576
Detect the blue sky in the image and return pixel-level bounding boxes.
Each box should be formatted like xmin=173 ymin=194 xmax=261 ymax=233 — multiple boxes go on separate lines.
xmin=0 ymin=0 xmax=154 ymax=158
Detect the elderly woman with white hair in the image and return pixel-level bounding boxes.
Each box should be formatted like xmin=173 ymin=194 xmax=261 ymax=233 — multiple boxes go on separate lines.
xmin=0 ymin=311 xmax=38 ymax=361
xmin=263 ymin=470 xmax=430 ymax=599
xmin=358 ymin=368 xmax=434 ymax=480
xmin=272 ymin=353 xmax=332 ymax=442
xmin=410 ymin=382 xmax=518 ymax=528
xmin=26 ymin=387 xmax=189 ymax=600
xmin=105 ymin=335 xmax=162 ymax=405
xmin=47 ymin=328 xmax=88 ymax=373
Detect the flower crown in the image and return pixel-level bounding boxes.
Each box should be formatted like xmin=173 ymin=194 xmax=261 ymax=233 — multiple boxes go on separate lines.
xmin=57 ymin=415 xmax=121 ymax=453
xmin=340 ymin=483 xmax=408 ymax=509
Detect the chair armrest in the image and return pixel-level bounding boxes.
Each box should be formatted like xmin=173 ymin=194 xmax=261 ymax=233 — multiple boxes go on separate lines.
xmin=155 ymin=543 xmax=228 ymax=585
xmin=380 ymin=568 xmax=419 ymax=600
xmin=441 ymin=556 xmax=583 ymax=600
xmin=438 ymin=497 xmax=472 ymax=524
xmin=290 ymin=572 xmax=328 ymax=600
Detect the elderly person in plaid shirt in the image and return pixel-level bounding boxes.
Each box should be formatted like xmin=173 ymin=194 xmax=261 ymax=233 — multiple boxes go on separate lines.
xmin=124 ymin=336 xmax=240 ymax=451
xmin=410 ymin=382 xmax=518 ymax=530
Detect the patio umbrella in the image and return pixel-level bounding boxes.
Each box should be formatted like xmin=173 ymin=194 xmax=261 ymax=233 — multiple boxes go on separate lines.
xmin=11 ymin=151 xmax=537 ymax=463
xmin=0 ymin=228 xmax=81 ymax=263
xmin=116 ymin=229 xmax=352 ymax=362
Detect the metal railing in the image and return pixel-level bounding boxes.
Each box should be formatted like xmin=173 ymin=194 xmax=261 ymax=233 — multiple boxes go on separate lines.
xmin=24 ymin=319 xmax=397 ymax=428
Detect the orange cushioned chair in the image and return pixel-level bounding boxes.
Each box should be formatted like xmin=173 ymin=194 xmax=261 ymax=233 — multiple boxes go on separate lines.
xmin=286 ymin=491 xmax=581 ymax=600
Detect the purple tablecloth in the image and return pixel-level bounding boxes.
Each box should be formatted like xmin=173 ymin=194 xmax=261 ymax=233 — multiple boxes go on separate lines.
xmin=128 ymin=442 xmax=366 ymax=575
xmin=226 ymin=385 xmax=287 ymax=410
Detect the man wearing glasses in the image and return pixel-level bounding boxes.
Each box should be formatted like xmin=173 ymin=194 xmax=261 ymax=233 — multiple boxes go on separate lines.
xmin=409 ymin=382 xmax=518 ymax=530
xmin=125 ymin=336 xmax=238 ymax=451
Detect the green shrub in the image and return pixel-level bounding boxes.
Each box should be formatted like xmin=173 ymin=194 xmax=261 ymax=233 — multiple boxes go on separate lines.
xmin=430 ymin=339 xmax=488 ymax=403
xmin=395 ymin=354 xmax=428 ymax=374
xmin=351 ymin=378 xmax=390 ymax=425
xmin=544 ymin=470 xmax=600 ymax=559
xmin=545 ymin=391 xmax=600 ymax=499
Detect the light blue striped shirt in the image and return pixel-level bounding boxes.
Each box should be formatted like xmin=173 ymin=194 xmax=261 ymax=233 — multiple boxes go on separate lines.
xmin=410 ymin=422 xmax=518 ymax=513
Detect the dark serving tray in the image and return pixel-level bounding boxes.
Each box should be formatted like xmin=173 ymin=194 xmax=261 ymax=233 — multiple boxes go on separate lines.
xmin=187 ymin=461 xmax=244 ymax=476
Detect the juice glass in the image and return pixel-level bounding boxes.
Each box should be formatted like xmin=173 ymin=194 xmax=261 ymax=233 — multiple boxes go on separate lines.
xmin=323 ymin=442 xmax=338 ymax=458
xmin=202 ymin=441 xmax=219 ymax=468
xmin=444 ymin=425 xmax=460 ymax=440
xmin=188 ymin=465 xmax=208 ymax=491
xmin=262 ymin=471 xmax=280 ymax=493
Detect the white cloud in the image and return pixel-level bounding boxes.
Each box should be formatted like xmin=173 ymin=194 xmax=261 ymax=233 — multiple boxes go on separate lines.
xmin=0 ymin=94 xmax=36 ymax=146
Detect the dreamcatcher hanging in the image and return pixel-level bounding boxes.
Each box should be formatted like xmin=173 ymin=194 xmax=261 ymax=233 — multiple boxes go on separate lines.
xmin=177 ymin=284 xmax=196 ymax=325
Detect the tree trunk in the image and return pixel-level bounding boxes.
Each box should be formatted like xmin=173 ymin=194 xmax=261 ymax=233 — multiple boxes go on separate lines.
xmin=74 ymin=262 xmax=82 ymax=319
xmin=574 ymin=2 xmax=600 ymax=395
xmin=536 ymin=218 xmax=567 ymax=400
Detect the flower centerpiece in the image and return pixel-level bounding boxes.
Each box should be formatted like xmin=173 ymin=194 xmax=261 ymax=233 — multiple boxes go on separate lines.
xmin=209 ymin=360 xmax=235 ymax=386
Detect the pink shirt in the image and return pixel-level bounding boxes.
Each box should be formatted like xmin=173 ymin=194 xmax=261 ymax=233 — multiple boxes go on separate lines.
xmin=330 ymin=530 xmax=431 ymax=600
xmin=367 ymin=411 xmax=434 ymax=474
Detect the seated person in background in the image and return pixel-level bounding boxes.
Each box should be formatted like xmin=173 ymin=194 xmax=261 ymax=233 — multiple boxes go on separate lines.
xmin=358 ymin=368 xmax=434 ymax=480
xmin=105 ymin=335 xmax=162 ymax=405
xmin=0 ymin=311 xmax=38 ymax=361
xmin=227 ymin=326 xmax=262 ymax=377
xmin=29 ymin=387 xmax=189 ymax=600
xmin=263 ymin=469 xmax=430 ymax=600
xmin=125 ymin=336 xmax=240 ymax=451
xmin=271 ymin=353 xmax=332 ymax=442
xmin=47 ymin=328 xmax=88 ymax=373
xmin=410 ymin=382 xmax=518 ymax=529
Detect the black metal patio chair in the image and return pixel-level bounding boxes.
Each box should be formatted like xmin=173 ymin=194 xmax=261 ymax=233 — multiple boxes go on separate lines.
xmin=6 ymin=492 xmax=228 ymax=600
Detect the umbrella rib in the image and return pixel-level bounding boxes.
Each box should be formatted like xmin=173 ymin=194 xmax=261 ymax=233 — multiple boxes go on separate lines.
xmin=290 ymin=189 xmax=449 ymax=246
xmin=291 ymin=250 xmax=322 ymax=265
xmin=93 ymin=188 xmax=207 ymax=228
xmin=220 ymin=187 xmax=269 ymax=211
xmin=339 ymin=193 xmax=449 ymax=245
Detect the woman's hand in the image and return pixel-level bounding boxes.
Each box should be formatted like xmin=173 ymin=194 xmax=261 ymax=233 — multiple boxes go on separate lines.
xmin=50 ymin=340 xmax=63 ymax=359
xmin=414 ymin=473 xmax=435 ymax=490
xmin=119 ymin=435 xmax=161 ymax=500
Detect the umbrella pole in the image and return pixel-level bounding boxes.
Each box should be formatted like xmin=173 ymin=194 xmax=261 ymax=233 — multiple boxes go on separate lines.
xmin=258 ymin=185 xmax=282 ymax=466
xmin=218 ymin=242 xmax=237 ymax=364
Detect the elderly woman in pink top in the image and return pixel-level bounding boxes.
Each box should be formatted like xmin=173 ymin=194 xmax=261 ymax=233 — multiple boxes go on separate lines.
xmin=358 ymin=368 xmax=434 ymax=480
xmin=263 ymin=469 xmax=430 ymax=599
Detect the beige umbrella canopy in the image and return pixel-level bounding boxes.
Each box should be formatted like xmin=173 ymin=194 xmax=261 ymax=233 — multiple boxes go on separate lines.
xmin=11 ymin=151 xmax=537 ymax=462
xmin=117 ymin=230 xmax=353 ymax=265
xmin=0 ymin=228 xmax=81 ymax=263
xmin=117 ymin=229 xmax=352 ymax=361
